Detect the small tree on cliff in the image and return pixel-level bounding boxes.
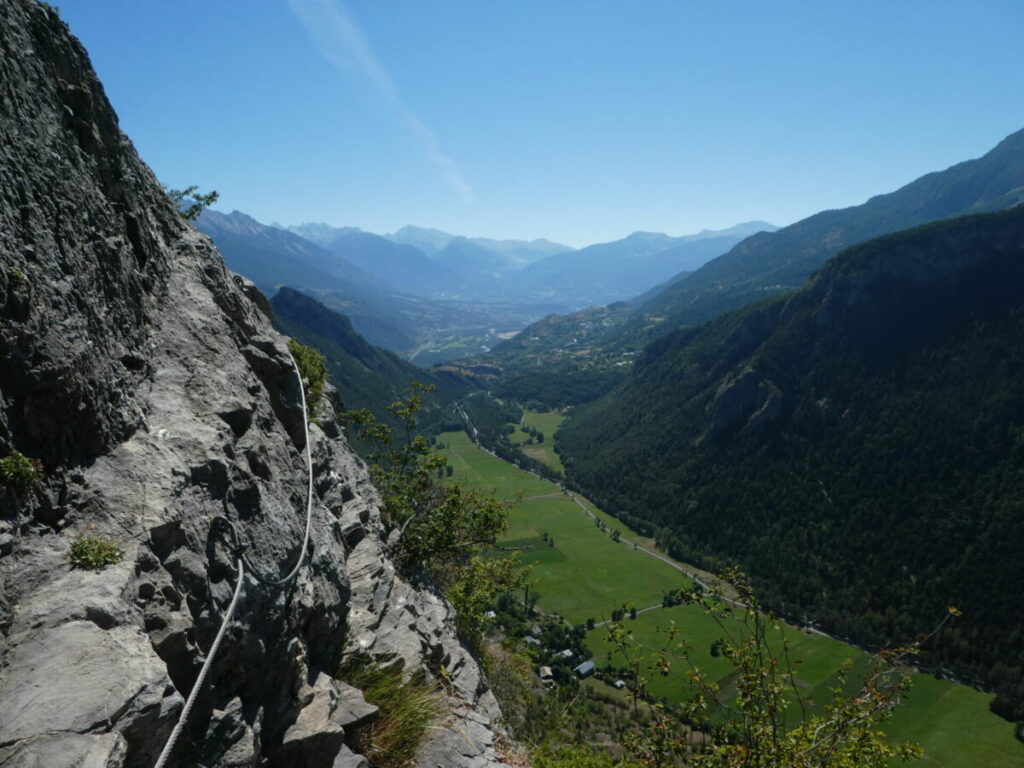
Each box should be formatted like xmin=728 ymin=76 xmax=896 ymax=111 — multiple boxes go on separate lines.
xmin=340 ymin=383 xmax=527 ymax=646
xmin=165 ymin=184 xmax=219 ymax=220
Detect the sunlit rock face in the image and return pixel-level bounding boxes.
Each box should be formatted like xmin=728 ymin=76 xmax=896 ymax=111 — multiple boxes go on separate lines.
xmin=0 ymin=3 xmax=508 ymax=765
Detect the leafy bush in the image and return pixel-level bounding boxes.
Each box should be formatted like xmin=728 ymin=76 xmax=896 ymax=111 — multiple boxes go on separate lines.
xmin=337 ymin=656 xmax=442 ymax=768
xmin=341 ymin=385 xmax=527 ymax=647
xmin=600 ymin=569 xmax=955 ymax=767
xmin=0 ymin=450 xmax=40 ymax=494
xmin=288 ymin=338 xmax=329 ymax=409
xmin=532 ymin=745 xmax=636 ymax=767
xmin=481 ymin=640 xmax=534 ymax=735
xmin=65 ymin=535 xmax=124 ymax=570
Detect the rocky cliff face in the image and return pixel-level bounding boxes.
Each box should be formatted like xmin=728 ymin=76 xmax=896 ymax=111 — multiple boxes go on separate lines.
xmin=0 ymin=3 xmax=509 ymax=766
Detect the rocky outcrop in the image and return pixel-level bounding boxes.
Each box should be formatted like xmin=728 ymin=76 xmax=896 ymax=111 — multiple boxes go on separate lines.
xmin=339 ymin=486 xmax=510 ymax=767
xmin=0 ymin=3 xmax=509 ymax=766
xmin=701 ymin=367 xmax=784 ymax=444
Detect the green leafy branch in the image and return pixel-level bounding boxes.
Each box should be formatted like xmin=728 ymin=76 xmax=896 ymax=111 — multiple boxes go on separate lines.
xmin=165 ymin=184 xmax=219 ymax=220
xmin=602 ymin=568 xmax=958 ymax=767
xmin=340 ymin=383 xmax=529 ymax=646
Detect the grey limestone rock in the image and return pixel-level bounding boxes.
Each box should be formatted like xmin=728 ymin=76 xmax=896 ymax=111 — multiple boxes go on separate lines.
xmin=332 ymin=745 xmax=371 ymax=768
xmin=702 ymin=366 xmax=785 ymax=444
xmin=0 ymin=2 xmax=512 ymax=767
xmin=0 ymin=731 xmax=128 ymax=768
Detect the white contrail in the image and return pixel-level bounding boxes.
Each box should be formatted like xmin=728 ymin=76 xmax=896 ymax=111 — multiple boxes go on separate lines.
xmin=287 ymin=0 xmax=474 ymax=203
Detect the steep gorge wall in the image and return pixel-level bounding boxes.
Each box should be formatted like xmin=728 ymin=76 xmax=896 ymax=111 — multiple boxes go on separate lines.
xmin=0 ymin=3 xmax=508 ymax=766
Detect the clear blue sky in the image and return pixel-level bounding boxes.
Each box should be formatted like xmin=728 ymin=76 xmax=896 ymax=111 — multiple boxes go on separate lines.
xmin=59 ymin=0 xmax=1024 ymax=247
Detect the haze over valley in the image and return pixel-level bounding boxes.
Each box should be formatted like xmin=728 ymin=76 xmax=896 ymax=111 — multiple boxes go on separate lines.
xmin=196 ymin=209 xmax=776 ymax=364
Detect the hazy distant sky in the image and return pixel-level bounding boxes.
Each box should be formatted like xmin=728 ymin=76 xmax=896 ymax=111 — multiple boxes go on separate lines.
xmin=60 ymin=0 xmax=1024 ymax=247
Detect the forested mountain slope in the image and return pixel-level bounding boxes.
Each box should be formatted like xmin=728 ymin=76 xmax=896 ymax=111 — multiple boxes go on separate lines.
xmin=270 ymin=287 xmax=466 ymax=433
xmin=458 ymin=303 xmax=637 ymax=407
xmin=559 ymin=204 xmax=1024 ymax=718
xmin=635 ymin=127 xmax=1024 ymax=333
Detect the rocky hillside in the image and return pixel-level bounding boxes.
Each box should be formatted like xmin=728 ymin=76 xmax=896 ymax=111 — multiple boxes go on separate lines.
xmin=0 ymin=3 xmax=509 ymax=766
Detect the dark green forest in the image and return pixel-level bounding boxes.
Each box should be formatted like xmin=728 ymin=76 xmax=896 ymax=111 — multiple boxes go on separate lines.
xmin=558 ymin=206 xmax=1024 ymax=719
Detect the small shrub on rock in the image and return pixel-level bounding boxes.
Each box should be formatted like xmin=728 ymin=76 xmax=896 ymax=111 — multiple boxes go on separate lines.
xmin=0 ymin=450 xmax=41 ymax=494
xmin=288 ymin=339 xmax=329 ymax=409
xmin=65 ymin=535 xmax=123 ymax=570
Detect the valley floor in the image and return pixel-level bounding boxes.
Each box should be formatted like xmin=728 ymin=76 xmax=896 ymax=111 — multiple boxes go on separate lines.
xmin=508 ymin=409 xmax=566 ymax=475
xmin=440 ymin=429 xmax=1024 ymax=768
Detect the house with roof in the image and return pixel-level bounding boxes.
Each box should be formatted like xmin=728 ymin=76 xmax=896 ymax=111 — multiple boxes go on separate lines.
xmin=573 ymin=660 xmax=596 ymax=678
xmin=539 ymin=665 xmax=554 ymax=687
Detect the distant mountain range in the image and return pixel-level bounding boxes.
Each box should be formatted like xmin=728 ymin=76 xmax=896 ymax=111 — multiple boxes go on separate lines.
xmin=290 ymin=223 xmax=569 ymax=293
xmin=202 ymin=209 xmax=381 ymax=294
xmin=476 ymin=127 xmax=1024 ymax=403
xmin=387 ymin=225 xmax=571 ymax=264
xmin=512 ymin=222 xmax=776 ymax=307
xmin=198 ymin=207 xmax=776 ymax=364
xmin=285 ymin=223 xmax=457 ymax=296
xmin=196 ymin=210 xmax=574 ymax=363
xmin=197 ymin=210 xmax=415 ymax=350
xmin=284 ymin=220 xmax=773 ymax=308
xmin=432 ymin=236 xmax=524 ymax=284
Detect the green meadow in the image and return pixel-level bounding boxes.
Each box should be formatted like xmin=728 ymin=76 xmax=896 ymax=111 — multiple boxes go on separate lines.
xmin=440 ymin=429 xmax=1024 ymax=767
xmin=589 ymin=607 xmax=1024 ymax=767
xmin=509 ymin=409 xmax=566 ymax=474
xmin=442 ymin=430 xmax=685 ymax=621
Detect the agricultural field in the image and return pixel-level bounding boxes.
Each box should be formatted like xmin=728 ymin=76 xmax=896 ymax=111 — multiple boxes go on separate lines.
xmin=440 ymin=430 xmax=552 ymax=500
xmin=509 ymin=409 xmax=566 ymax=474
xmin=441 ymin=430 xmax=685 ymax=622
xmin=440 ymin=429 xmax=1024 ymax=767
xmin=587 ymin=602 xmax=1024 ymax=768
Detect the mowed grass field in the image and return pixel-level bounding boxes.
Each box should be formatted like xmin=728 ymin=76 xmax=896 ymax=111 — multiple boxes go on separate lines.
xmin=441 ymin=430 xmax=686 ymax=622
xmin=587 ymin=600 xmax=1024 ymax=767
xmin=509 ymin=409 xmax=566 ymax=474
xmin=441 ymin=429 xmax=1023 ymax=767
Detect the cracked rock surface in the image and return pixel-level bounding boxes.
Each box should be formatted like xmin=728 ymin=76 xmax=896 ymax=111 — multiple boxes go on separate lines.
xmin=0 ymin=3 xmax=511 ymax=766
